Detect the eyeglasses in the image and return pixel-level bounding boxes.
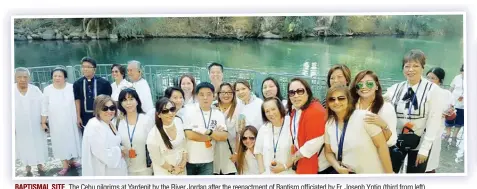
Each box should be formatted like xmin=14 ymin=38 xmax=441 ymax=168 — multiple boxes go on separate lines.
xmin=218 ymin=92 xmax=234 ymax=95
xmin=288 ymin=88 xmax=305 ymax=97
xmin=242 ymin=136 xmax=255 ymax=141
xmin=328 ymin=96 xmax=347 ymax=103
xmin=102 ymin=105 xmax=117 ymax=112
xmin=356 ymin=81 xmax=375 ymax=90
xmin=82 ymin=66 xmax=95 ymax=69
xmin=161 ymin=107 xmax=177 ymax=114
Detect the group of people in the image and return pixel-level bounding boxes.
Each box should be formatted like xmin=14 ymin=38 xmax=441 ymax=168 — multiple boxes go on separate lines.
xmin=15 ymin=49 xmax=464 ymax=176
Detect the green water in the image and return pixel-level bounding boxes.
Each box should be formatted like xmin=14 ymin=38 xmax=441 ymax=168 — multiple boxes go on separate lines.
xmin=14 ymin=36 xmax=463 ymax=86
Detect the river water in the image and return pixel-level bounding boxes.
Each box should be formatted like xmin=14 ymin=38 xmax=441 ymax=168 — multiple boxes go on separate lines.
xmin=13 ymin=36 xmax=464 ymax=176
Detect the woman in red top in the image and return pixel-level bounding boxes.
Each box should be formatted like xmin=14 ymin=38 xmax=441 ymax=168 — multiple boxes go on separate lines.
xmin=287 ymin=78 xmax=327 ymax=174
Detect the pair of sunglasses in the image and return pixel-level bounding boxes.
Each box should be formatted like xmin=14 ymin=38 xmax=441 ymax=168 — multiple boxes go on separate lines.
xmin=356 ymin=81 xmax=375 ymax=90
xmin=102 ymin=105 xmax=117 ymax=112
xmin=242 ymin=136 xmax=255 ymax=141
xmin=288 ymin=88 xmax=305 ymax=97
xmin=161 ymin=107 xmax=177 ymax=114
xmin=328 ymin=96 xmax=347 ymax=103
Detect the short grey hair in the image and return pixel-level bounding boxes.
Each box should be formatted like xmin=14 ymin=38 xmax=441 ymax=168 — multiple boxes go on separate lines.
xmin=127 ymin=60 xmax=142 ymax=72
xmin=14 ymin=67 xmax=31 ymax=77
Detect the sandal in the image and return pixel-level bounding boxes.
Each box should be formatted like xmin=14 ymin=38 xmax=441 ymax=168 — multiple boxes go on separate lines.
xmin=70 ymin=162 xmax=82 ymax=168
xmin=58 ymin=168 xmax=68 ymax=176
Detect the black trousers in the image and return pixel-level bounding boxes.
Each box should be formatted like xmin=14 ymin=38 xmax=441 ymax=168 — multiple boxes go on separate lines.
xmin=391 ymin=146 xmax=430 ymax=173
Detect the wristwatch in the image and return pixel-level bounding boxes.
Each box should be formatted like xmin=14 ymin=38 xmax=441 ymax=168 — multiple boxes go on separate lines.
xmin=207 ymin=129 xmax=214 ymax=136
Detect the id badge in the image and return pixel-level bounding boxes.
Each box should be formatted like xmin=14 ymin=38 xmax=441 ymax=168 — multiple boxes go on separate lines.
xmin=271 ymin=160 xmax=277 ymax=167
xmin=129 ymin=148 xmax=137 ymax=158
xmin=205 ymin=140 xmax=212 ymax=148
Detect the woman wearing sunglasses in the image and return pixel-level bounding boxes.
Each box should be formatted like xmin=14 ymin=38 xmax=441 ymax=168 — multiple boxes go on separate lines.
xmin=235 ymin=80 xmax=264 ymax=131
xmin=287 ymin=78 xmax=327 ymax=174
xmin=111 ymin=64 xmax=132 ymax=102
xmin=146 ymin=97 xmax=188 ymax=175
xmin=261 ymin=77 xmax=287 ymax=106
xmin=349 ymin=70 xmax=398 ymax=166
xmin=236 ymin=126 xmax=259 ymax=175
xmin=255 ymin=97 xmax=294 ymax=175
xmin=82 ymin=95 xmax=128 ymax=176
xmin=212 ymin=83 xmax=243 ymax=175
xmin=324 ymin=85 xmax=393 ymax=174
xmin=383 ymin=49 xmax=442 ymax=173
xmin=425 ymin=67 xmax=454 ymax=173
xmin=117 ymin=89 xmax=155 ymax=176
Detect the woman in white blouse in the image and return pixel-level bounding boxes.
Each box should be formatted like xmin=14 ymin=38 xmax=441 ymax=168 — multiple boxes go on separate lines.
xmin=179 ymin=74 xmax=197 ymax=105
xmin=110 ymin=64 xmax=132 ymax=102
xmin=324 ymin=85 xmax=393 ymax=174
xmin=236 ymin=126 xmax=259 ymax=175
xmin=213 ymin=83 xmax=243 ymax=175
xmin=349 ymin=70 xmax=398 ymax=172
xmin=82 ymin=95 xmax=128 ymax=176
xmin=255 ymin=97 xmax=294 ymax=175
xmin=117 ymin=88 xmax=154 ymax=176
xmin=41 ymin=67 xmax=82 ymax=175
xmin=146 ymin=97 xmax=188 ymax=175
xmin=235 ymin=80 xmax=264 ymax=131
xmin=425 ymin=67 xmax=454 ymax=173
xmin=383 ymin=49 xmax=443 ymax=173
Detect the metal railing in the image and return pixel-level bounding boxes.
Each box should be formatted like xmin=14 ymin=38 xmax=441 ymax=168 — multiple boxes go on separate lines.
xmin=25 ymin=64 xmax=444 ymax=101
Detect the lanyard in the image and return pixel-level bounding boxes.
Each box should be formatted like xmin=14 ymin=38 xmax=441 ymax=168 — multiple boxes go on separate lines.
xmin=407 ymin=80 xmax=421 ymax=119
xmin=292 ymin=111 xmax=298 ymax=145
xmin=335 ymin=120 xmax=348 ymax=162
xmin=83 ymin=77 xmax=97 ymax=113
xmin=200 ymin=108 xmax=212 ymax=129
xmin=272 ymin=120 xmax=284 ymax=159
xmin=126 ymin=113 xmax=139 ymax=147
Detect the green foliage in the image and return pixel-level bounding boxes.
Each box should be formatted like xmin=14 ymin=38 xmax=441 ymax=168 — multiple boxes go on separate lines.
xmin=329 ymin=16 xmax=349 ymax=35
xmin=281 ymin=16 xmax=316 ymax=39
xmin=111 ymin=18 xmax=162 ymax=38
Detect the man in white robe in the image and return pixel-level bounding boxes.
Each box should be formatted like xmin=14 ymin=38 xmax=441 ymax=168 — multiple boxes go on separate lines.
xmin=14 ymin=67 xmax=49 ymax=176
xmin=127 ymin=60 xmax=154 ymax=113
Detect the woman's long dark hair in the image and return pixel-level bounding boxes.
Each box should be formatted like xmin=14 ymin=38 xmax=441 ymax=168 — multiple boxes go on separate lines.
xmin=118 ymin=88 xmax=145 ymax=115
xmin=261 ymin=77 xmax=284 ymax=100
xmin=236 ymin=125 xmax=258 ymax=175
xmin=349 ymin=70 xmax=384 ymax=114
xmin=155 ymin=97 xmax=176 ymax=149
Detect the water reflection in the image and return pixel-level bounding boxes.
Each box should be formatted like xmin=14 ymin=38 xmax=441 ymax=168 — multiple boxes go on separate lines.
xmin=15 ymin=36 xmax=463 ymax=86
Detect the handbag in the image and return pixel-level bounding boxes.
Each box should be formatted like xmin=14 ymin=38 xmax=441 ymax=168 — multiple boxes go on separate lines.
xmin=396 ymin=126 xmax=421 ymax=152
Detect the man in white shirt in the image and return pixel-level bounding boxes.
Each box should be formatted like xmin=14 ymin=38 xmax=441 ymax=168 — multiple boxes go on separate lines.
xmin=208 ymin=62 xmax=224 ymax=98
xmin=127 ymin=60 xmax=154 ymax=113
xmin=183 ymin=82 xmax=229 ymax=175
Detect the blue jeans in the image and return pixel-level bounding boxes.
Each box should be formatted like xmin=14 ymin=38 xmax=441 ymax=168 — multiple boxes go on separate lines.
xmin=186 ymin=162 xmax=213 ymax=175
